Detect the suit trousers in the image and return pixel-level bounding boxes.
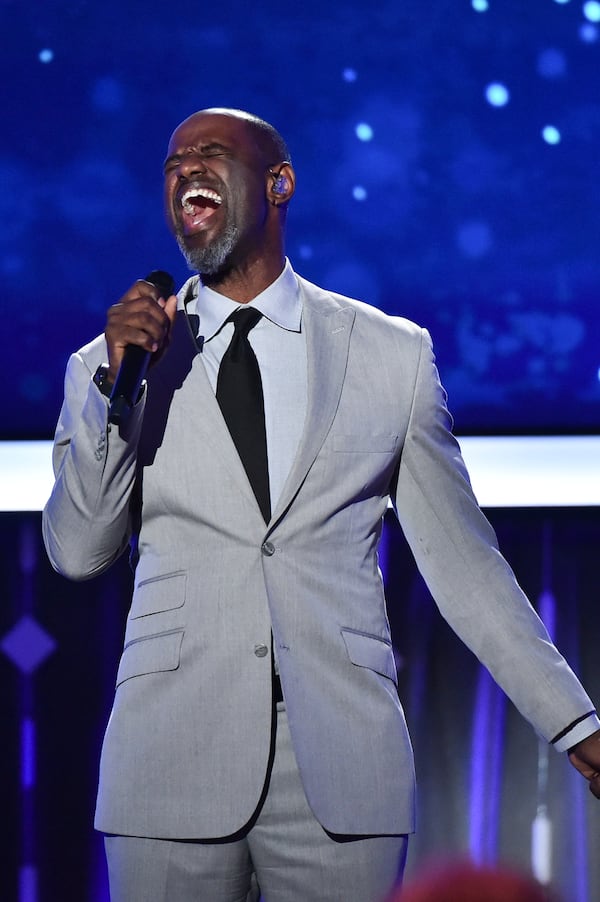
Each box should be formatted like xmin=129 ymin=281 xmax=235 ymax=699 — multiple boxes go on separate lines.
xmin=104 ymin=704 xmax=408 ymax=902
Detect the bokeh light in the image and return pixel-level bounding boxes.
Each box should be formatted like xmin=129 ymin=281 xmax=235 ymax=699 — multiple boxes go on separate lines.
xmin=583 ymin=1 xmax=600 ymax=22
xmin=579 ymin=22 xmax=598 ymax=40
xmin=542 ymin=125 xmax=561 ymax=144
xmin=355 ymin=122 xmax=374 ymax=141
xmin=485 ymin=83 xmax=510 ymax=106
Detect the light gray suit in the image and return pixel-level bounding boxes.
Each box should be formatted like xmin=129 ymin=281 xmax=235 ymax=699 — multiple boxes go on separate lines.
xmin=43 ymin=274 xmax=594 ymax=842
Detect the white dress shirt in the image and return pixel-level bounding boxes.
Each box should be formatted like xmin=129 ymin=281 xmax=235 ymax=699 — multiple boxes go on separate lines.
xmin=184 ymin=259 xmax=307 ymax=513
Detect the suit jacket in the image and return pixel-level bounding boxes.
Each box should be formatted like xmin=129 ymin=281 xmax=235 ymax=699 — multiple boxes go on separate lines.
xmin=43 ymin=274 xmax=595 ymax=839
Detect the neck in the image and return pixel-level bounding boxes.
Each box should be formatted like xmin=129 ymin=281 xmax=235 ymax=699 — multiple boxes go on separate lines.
xmin=201 ymin=251 xmax=286 ymax=303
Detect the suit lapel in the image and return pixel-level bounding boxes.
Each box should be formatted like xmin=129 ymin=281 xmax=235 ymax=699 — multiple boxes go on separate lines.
xmin=146 ymin=311 xmax=262 ymax=517
xmin=270 ymin=281 xmax=355 ymax=524
xmin=148 ymin=284 xmax=355 ymax=527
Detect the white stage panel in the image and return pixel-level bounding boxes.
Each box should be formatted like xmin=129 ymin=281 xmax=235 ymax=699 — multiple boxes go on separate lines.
xmin=0 ymin=437 xmax=598 ymax=512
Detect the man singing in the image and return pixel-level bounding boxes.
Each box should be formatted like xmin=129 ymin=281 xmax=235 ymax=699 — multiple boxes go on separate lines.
xmin=43 ymin=108 xmax=600 ymax=902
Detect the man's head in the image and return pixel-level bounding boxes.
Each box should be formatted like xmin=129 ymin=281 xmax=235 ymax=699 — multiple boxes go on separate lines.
xmin=163 ymin=108 xmax=295 ymax=283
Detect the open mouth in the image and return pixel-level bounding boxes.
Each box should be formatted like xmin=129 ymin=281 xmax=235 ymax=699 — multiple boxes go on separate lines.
xmin=178 ymin=185 xmax=223 ymax=233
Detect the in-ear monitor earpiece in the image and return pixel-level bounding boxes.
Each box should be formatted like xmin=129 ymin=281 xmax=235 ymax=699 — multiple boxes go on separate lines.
xmin=269 ymin=167 xmax=289 ymax=196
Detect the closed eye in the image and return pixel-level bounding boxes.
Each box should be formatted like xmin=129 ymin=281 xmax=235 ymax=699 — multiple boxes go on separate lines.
xmin=163 ymin=144 xmax=231 ymax=173
xmin=201 ymin=143 xmax=230 ymax=156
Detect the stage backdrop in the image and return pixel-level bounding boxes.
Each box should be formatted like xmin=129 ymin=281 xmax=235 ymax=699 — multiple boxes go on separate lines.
xmin=2 ymin=0 xmax=600 ymax=437
xmin=1 ymin=509 xmax=600 ymax=901
xmin=3 ymin=1 xmax=600 ymax=901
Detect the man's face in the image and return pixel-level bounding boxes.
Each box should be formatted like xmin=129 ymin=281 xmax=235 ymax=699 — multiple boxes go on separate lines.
xmin=163 ymin=112 xmax=271 ymax=276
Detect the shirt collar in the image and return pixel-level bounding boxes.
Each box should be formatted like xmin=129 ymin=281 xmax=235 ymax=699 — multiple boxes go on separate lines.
xmin=187 ymin=258 xmax=301 ymax=342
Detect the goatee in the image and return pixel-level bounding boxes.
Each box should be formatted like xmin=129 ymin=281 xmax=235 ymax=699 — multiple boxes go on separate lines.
xmin=176 ymin=224 xmax=239 ymax=277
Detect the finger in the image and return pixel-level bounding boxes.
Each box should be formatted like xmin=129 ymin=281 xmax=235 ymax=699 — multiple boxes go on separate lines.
xmin=106 ymin=308 xmax=164 ymax=348
xmin=135 ymin=278 xmax=166 ymax=301
xmin=162 ymin=293 xmax=178 ymax=325
xmin=589 ymin=773 xmax=600 ymax=799
xmin=114 ymin=280 xmax=162 ymax=307
xmin=108 ymin=296 xmax=171 ymax=328
xmin=108 ymin=325 xmax=163 ymax=354
xmin=149 ymin=295 xmax=177 ymax=359
xmin=106 ymin=304 xmax=172 ymax=358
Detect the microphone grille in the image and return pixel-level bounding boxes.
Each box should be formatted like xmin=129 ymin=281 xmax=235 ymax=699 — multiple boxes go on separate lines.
xmin=145 ymin=270 xmax=175 ymax=298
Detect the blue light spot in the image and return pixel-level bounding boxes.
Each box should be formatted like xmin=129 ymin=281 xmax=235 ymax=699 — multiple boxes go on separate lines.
xmin=584 ymin=1 xmax=600 ymax=21
xmin=353 ymin=186 xmax=368 ymax=201
xmin=537 ymin=48 xmax=567 ymax=79
xmin=553 ymin=0 xmax=570 ymax=4
xmin=580 ymin=22 xmax=598 ymax=41
xmin=485 ymin=83 xmax=510 ymax=107
xmin=19 ymin=867 xmax=38 ymax=902
xmin=456 ymin=221 xmax=493 ymax=258
xmin=355 ymin=122 xmax=373 ymax=142
xmin=542 ymin=125 xmax=561 ymax=145
xmin=472 ymin=0 xmax=489 ymax=10
xmin=21 ymin=718 xmax=36 ymax=789
xmin=38 ymin=48 xmax=54 ymax=63
xmin=298 ymin=244 xmax=313 ymax=260
xmin=343 ymin=68 xmax=357 ymax=82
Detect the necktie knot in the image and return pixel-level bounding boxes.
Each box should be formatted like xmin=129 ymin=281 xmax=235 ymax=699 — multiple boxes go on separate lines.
xmin=228 ymin=306 xmax=262 ymax=337
xmin=225 ymin=308 xmax=262 ymax=362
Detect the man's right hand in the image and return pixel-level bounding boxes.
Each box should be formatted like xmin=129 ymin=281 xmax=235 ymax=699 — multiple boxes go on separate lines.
xmin=105 ymin=278 xmax=178 ymax=382
xmin=568 ymin=729 xmax=600 ymax=799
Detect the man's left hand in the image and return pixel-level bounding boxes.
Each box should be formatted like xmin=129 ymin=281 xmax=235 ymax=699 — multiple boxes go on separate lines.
xmin=568 ymin=729 xmax=600 ymax=798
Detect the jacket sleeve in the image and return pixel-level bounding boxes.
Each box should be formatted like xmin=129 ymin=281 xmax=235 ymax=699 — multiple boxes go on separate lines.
xmin=42 ymin=344 xmax=145 ymax=581
xmin=392 ymin=327 xmax=597 ymax=744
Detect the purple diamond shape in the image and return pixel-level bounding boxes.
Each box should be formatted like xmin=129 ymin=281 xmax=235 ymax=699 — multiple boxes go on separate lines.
xmin=1 ymin=615 xmax=57 ymax=674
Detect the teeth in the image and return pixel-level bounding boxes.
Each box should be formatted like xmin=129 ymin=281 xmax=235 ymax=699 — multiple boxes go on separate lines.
xmin=180 ymin=187 xmax=223 ymax=214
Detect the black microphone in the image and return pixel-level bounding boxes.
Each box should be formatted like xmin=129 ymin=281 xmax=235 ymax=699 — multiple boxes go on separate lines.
xmin=108 ymin=270 xmax=175 ymax=426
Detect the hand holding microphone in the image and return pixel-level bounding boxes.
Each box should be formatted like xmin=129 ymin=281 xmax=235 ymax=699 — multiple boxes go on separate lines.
xmin=105 ymin=270 xmax=177 ymax=425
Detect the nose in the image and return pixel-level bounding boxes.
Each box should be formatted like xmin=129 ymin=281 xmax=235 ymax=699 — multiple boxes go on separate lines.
xmin=176 ymin=152 xmax=208 ymax=180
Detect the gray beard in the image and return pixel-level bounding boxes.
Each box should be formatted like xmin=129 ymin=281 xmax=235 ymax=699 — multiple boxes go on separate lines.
xmin=176 ymin=224 xmax=239 ymax=276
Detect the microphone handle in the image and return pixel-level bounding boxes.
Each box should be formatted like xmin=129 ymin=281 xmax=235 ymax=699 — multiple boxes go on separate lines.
xmin=108 ymin=345 xmax=151 ymax=426
xmin=108 ymin=270 xmax=174 ymax=426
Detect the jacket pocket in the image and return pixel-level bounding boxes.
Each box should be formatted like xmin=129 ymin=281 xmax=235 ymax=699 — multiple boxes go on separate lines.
xmin=341 ymin=628 xmax=397 ymax=683
xmin=130 ymin=570 xmax=186 ymax=619
xmin=332 ymin=434 xmax=398 ymax=453
xmin=116 ymin=629 xmax=184 ymax=687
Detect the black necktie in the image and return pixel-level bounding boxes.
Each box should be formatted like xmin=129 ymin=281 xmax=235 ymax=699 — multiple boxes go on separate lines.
xmin=216 ymin=307 xmax=271 ymax=523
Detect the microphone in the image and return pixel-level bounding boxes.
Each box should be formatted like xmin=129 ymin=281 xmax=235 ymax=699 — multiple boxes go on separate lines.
xmin=108 ymin=270 xmax=175 ymax=426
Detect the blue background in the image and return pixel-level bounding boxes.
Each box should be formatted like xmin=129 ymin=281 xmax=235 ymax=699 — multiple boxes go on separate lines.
xmin=3 ymin=0 xmax=600 ymax=437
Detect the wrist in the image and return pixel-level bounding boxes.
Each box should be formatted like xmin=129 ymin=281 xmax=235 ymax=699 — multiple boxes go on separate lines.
xmin=552 ymin=712 xmax=600 ymax=753
xmin=92 ymin=364 xmax=114 ymax=398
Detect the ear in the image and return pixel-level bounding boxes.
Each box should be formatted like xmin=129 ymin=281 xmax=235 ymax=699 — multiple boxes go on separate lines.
xmin=266 ymin=162 xmax=296 ymax=206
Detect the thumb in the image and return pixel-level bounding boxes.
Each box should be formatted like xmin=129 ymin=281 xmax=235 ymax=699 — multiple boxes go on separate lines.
xmin=590 ymin=773 xmax=600 ymax=799
xmin=158 ymin=293 xmax=178 ymax=326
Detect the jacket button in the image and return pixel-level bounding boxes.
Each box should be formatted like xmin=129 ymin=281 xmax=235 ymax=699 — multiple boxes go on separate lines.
xmin=261 ymin=541 xmax=275 ymax=556
xmin=254 ymin=644 xmax=269 ymax=658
